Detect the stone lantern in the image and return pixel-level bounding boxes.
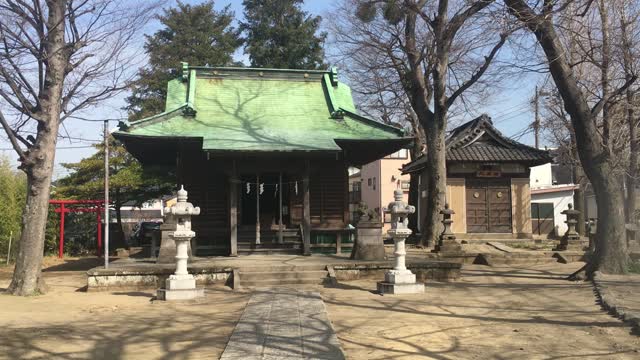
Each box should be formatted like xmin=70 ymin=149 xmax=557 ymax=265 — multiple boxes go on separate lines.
xmin=157 ymin=186 xmax=204 ymax=300
xmin=377 ymin=189 xmax=424 ymax=294
xmin=434 ymin=203 xmax=462 ymax=253
xmin=555 ymin=203 xmax=583 ymax=251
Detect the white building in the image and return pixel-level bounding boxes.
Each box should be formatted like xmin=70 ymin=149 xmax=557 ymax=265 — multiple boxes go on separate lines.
xmin=530 ymin=162 xmax=577 ymax=238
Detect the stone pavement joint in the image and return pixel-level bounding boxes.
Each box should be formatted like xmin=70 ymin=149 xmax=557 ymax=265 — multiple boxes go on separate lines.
xmin=220 ymin=287 xmax=345 ymax=359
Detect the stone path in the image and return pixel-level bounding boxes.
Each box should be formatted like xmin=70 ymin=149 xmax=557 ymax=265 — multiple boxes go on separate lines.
xmin=220 ymin=288 xmax=345 ymax=360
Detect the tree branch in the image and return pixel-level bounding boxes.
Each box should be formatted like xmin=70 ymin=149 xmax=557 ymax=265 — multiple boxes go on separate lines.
xmin=446 ymin=32 xmax=507 ymax=108
xmin=590 ymin=75 xmax=638 ymax=117
xmin=0 ymin=109 xmax=27 ymax=160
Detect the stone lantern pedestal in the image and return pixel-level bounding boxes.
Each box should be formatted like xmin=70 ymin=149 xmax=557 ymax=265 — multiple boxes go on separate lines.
xmin=351 ymin=213 xmax=385 ymax=261
xmin=377 ymin=190 xmax=425 ymax=295
xmin=434 ymin=203 xmax=462 ymax=253
xmin=555 ymin=204 xmax=583 ymax=251
xmin=157 ymin=186 xmax=205 ymax=301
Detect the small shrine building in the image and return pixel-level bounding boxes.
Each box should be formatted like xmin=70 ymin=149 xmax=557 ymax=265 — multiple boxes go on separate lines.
xmin=402 ymin=115 xmax=551 ymax=239
xmin=114 ymin=64 xmax=409 ymax=256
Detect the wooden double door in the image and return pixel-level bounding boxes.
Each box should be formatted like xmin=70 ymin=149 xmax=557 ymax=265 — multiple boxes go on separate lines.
xmin=466 ymin=179 xmax=512 ymax=233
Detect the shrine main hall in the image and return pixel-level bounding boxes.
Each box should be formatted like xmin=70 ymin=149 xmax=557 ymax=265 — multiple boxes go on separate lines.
xmin=114 ymin=64 xmax=410 ymax=256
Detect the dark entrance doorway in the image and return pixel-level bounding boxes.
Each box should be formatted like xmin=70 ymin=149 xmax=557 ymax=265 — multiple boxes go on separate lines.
xmin=240 ymin=173 xmax=290 ymax=229
xmin=531 ymin=202 xmax=554 ymax=237
xmin=466 ymin=179 xmax=512 ymax=233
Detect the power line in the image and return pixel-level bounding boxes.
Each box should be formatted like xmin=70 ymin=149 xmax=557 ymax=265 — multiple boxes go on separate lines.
xmin=66 ymin=115 xmax=127 ymax=123
xmin=0 ymin=145 xmax=97 ymax=151
xmin=491 ymin=100 xmax=531 ymax=118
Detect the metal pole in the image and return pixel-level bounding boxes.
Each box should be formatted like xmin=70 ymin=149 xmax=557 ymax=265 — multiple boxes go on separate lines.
xmin=533 ymin=85 xmax=540 ymax=149
xmin=6 ymin=231 xmax=12 ymax=264
xmin=104 ymin=120 xmax=110 ymax=268
xmin=278 ymin=172 xmax=283 ymax=244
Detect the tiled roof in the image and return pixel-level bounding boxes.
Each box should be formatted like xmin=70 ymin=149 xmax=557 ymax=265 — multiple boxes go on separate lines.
xmin=448 ymin=143 xmax=549 ymax=162
xmin=402 ymin=115 xmax=551 ymax=173
xmin=114 ymin=65 xmax=404 ymax=153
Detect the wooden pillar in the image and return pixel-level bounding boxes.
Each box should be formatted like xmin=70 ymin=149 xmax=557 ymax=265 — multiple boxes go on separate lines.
xmin=229 ymin=161 xmax=238 ymax=256
xmin=256 ymin=173 xmax=261 ymax=245
xmin=278 ymin=172 xmax=283 ymax=244
xmin=343 ymin=164 xmax=349 ymax=225
xmin=336 ymin=232 xmax=342 ymax=255
xmin=303 ymin=161 xmax=311 ymax=256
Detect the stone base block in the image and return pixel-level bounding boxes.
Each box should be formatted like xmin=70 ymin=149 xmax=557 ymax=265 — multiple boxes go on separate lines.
xmin=350 ymin=244 xmax=385 ymax=261
xmin=554 ymin=239 xmax=584 ymax=251
xmin=377 ymin=281 xmax=425 ymax=295
xmin=384 ymin=270 xmax=416 ymax=284
xmin=435 ymin=240 xmax=463 ymax=253
xmin=157 ymin=228 xmax=193 ymax=263
xmin=166 ymin=276 xmax=196 ymax=290
xmin=156 ymin=287 xmax=204 ymax=301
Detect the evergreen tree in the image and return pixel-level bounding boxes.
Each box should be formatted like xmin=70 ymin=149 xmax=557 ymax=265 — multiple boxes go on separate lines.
xmin=241 ymin=0 xmax=327 ymax=69
xmin=56 ymin=138 xmax=175 ymax=245
xmin=126 ymin=1 xmax=242 ymax=120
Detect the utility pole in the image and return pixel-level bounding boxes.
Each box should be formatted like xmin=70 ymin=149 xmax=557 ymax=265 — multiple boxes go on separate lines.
xmin=104 ymin=120 xmax=110 ymax=269
xmin=533 ymin=85 xmax=540 ymax=149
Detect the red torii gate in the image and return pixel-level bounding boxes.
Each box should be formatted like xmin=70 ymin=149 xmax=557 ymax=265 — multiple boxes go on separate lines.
xmin=49 ymin=200 xmax=106 ymax=258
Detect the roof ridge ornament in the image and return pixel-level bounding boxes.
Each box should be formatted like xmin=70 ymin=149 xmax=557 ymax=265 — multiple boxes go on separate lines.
xmin=181 ymin=62 xmax=189 ymax=82
xmin=330 ymin=67 xmax=339 ymax=86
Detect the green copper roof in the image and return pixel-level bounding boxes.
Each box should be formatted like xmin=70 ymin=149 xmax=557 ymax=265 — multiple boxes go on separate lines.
xmin=116 ymin=65 xmax=404 ymax=152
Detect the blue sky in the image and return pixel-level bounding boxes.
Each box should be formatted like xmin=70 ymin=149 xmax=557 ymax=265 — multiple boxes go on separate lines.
xmin=0 ymin=0 xmax=542 ymax=178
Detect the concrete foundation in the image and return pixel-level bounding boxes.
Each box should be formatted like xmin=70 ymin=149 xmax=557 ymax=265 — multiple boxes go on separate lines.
xmin=87 ymin=256 xmax=462 ymax=291
xmin=377 ymin=269 xmax=425 ymax=295
xmin=157 ymin=287 xmax=205 ymax=301
xmin=377 ymin=281 xmax=425 ymax=294
xmin=554 ymin=238 xmax=585 ymax=251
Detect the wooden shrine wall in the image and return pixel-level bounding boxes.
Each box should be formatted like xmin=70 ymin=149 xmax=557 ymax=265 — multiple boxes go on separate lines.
xmin=309 ymin=159 xmax=347 ymax=228
xmin=181 ymin=152 xmax=230 ymax=255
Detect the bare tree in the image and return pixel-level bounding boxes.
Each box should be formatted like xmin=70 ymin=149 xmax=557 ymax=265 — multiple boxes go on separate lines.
xmin=618 ymin=2 xmax=640 ymax=223
xmin=505 ymin=0 xmax=637 ymax=275
xmin=331 ymin=0 xmax=509 ymax=246
xmin=0 ymin=0 xmax=158 ymax=295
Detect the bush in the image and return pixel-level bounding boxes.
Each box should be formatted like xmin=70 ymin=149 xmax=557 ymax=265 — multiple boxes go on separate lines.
xmin=0 ymin=156 xmax=25 ymax=262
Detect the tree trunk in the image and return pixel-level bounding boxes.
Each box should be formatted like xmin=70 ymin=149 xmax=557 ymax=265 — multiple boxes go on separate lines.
xmin=572 ymin=150 xmax=587 ymax=235
xmin=505 ymin=0 xmax=629 ymax=274
xmin=8 ymin=127 xmax=59 ymax=295
xmin=621 ymin=12 xmax=638 ymax=223
xmin=408 ymin=134 xmax=424 ymax=235
xmin=8 ymin=156 xmax=55 ymax=296
xmin=7 ymin=0 xmax=66 ymax=295
xmin=627 ymin=116 xmax=638 ymax=224
xmin=422 ymin=120 xmax=447 ymax=247
xmin=590 ymin=177 xmax=628 ymax=273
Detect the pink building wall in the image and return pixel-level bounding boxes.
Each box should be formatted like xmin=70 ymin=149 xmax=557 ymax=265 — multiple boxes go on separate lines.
xmin=360 ymin=150 xmax=411 ymax=233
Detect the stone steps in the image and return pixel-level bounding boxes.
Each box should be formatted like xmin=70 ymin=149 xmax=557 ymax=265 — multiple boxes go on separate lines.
xmin=237 ymin=228 xmax=303 ymax=255
xmin=238 ymin=269 xmax=329 ymax=288
xmin=473 ymin=252 xmax=558 ymax=266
